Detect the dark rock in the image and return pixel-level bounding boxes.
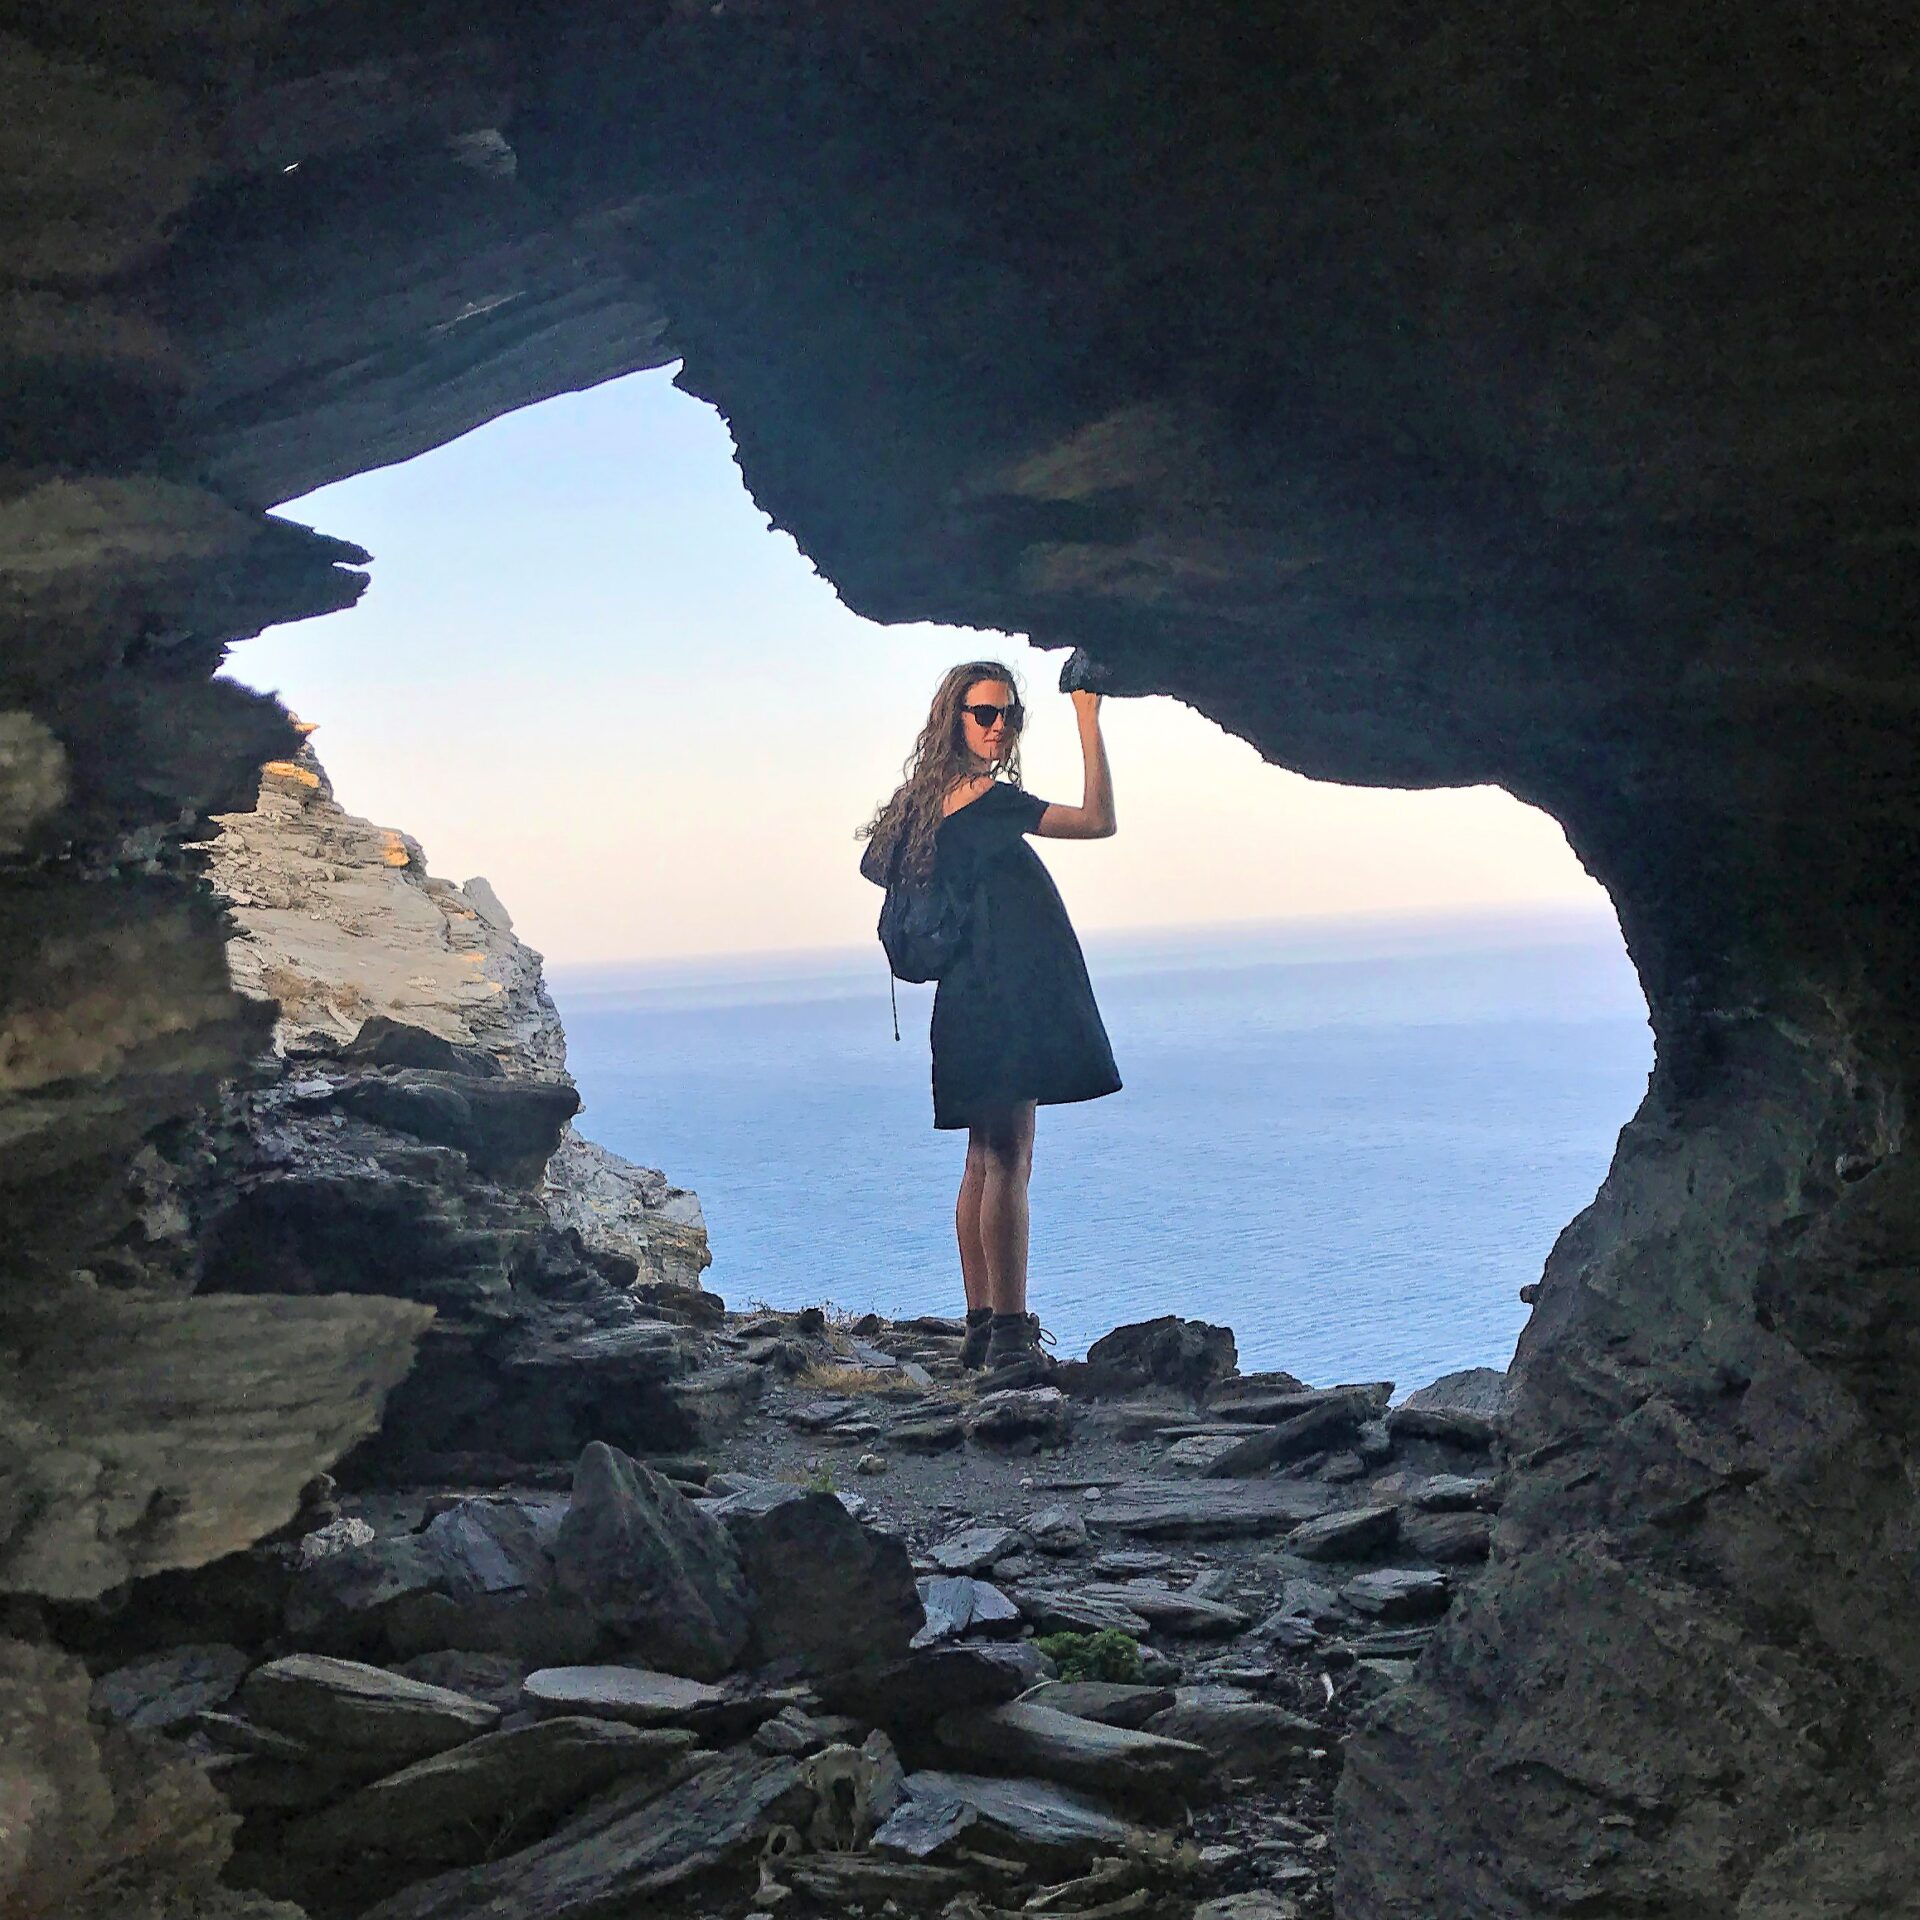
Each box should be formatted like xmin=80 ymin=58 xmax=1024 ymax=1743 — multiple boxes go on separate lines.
xmin=708 ymin=1483 xmax=921 ymax=1675
xmin=1010 ymin=1586 xmax=1152 ymax=1637
xmin=390 ymin=1651 xmax=529 ymax=1712
xmin=342 ymin=1015 xmax=504 ymax=1079
xmin=329 ymin=1070 xmax=579 ymax=1186
xmin=1273 ymin=1575 xmax=1344 ymax=1624
xmin=1079 ymin=1317 xmax=1238 ymax=1396
xmin=1088 ymin=1479 xmax=1336 ymax=1539
xmin=356 ymin=1750 xmax=811 ymax=1920
xmin=1400 ymin=1367 xmax=1507 ymax=1420
xmin=1385 ymin=1404 xmax=1498 ymax=1450
xmin=1206 ymin=1380 xmax=1388 ymax=1426
xmin=968 ymin=1385 xmax=1072 ymax=1448
xmin=1341 ymin=1569 xmax=1453 ymax=1621
xmin=280 ymin=1716 xmax=696 ymax=1869
xmin=824 ymin=1642 xmax=1053 ymax=1728
xmin=238 ymin=1653 xmax=499 ymax=1762
xmin=90 ymin=1643 xmax=249 ymax=1732
xmin=1399 ymin=1510 xmax=1494 ymax=1563
xmin=1199 ymin=1394 xmax=1369 ymax=1477
xmin=1023 ymin=1680 xmax=1177 ymax=1728
xmin=889 ymin=1412 xmax=968 ymax=1452
xmin=1021 ymin=1505 xmax=1093 ymax=1555
xmin=934 ymin=1699 xmax=1211 ymax=1800
xmin=1284 ymin=1505 xmax=1400 ymax=1562
xmin=552 ymin=1442 xmax=751 ymax=1680
xmin=1143 ymin=1686 xmax=1321 ymax=1778
xmin=880 ymin=1771 xmax=1142 ymax=1867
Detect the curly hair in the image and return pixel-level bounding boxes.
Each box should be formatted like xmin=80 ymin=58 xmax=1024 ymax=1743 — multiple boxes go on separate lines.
xmin=858 ymin=660 xmax=1027 ymax=884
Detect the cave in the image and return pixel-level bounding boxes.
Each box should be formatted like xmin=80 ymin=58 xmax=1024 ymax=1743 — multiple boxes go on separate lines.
xmin=3 ymin=5 xmax=1916 ymax=1916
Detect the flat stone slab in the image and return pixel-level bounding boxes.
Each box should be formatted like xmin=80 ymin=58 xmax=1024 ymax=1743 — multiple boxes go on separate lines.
xmin=282 ymin=1716 xmax=696 ymax=1867
xmin=883 ymin=1770 xmax=1141 ymax=1866
xmin=1198 ymin=1397 xmax=1366 ymax=1478
xmin=1081 ymin=1582 xmax=1250 ymax=1637
xmin=1024 ymin=1681 xmax=1177 ymax=1729
xmin=1284 ymin=1504 xmax=1400 ymax=1562
xmin=239 ymin=1654 xmax=499 ymax=1762
xmin=915 ymin=1575 xmax=1022 ymax=1645
xmin=1143 ymin=1687 xmax=1321 ymax=1777
xmin=1400 ymin=1510 xmax=1493 ymax=1562
xmin=1385 ymin=1404 xmax=1497 ymax=1449
xmin=930 ymin=1524 xmax=1024 ymax=1573
xmin=358 ymin=1749 xmax=809 ymax=1920
xmin=521 ymin=1665 xmax=782 ymax=1739
xmin=1087 ymin=1479 xmax=1336 ymax=1539
xmin=1010 ymin=1586 xmax=1151 ymax=1637
xmin=92 ymin=1643 xmax=248 ymax=1732
xmin=935 ymin=1700 xmax=1210 ymax=1799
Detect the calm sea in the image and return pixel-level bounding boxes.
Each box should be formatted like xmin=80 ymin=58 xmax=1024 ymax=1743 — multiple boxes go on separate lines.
xmin=552 ymin=908 xmax=1652 ymax=1394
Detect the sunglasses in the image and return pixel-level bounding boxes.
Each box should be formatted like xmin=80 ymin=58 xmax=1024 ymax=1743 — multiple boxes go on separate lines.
xmin=961 ymin=702 xmax=1024 ymax=730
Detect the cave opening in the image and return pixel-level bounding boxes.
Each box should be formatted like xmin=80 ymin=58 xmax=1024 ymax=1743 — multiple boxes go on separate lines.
xmin=224 ymin=365 xmax=1653 ymax=1386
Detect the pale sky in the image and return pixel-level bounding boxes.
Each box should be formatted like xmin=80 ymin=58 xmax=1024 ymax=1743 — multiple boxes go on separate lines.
xmin=227 ymin=368 xmax=1613 ymax=966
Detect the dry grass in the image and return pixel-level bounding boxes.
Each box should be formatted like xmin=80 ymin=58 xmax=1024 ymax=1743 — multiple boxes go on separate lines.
xmin=794 ymin=1361 xmax=927 ymax=1399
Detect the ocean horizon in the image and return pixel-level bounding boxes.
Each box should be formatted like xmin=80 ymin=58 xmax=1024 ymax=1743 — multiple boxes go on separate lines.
xmin=551 ymin=904 xmax=1653 ymax=1393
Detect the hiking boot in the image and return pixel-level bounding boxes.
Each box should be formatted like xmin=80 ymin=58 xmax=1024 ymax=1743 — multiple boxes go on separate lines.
xmin=986 ymin=1311 xmax=1057 ymax=1380
xmin=959 ymin=1307 xmax=993 ymax=1371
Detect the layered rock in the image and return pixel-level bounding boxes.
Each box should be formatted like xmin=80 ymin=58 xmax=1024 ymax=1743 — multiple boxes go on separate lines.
xmin=2 ymin=6 xmax=1917 ymax=1915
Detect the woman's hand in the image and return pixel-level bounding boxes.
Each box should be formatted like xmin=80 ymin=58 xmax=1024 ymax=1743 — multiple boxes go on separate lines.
xmin=1070 ymin=688 xmax=1104 ymax=721
xmin=1038 ymin=689 xmax=1116 ymax=839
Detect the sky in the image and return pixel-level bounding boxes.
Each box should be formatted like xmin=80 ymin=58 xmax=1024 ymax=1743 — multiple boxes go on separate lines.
xmin=226 ymin=368 xmax=1616 ymax=967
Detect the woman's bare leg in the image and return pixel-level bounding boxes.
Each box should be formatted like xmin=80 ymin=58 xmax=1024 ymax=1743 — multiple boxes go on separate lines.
xmin=976 ymin=1102 xmax=1037 ymax=1317
xmin=956 ymin=1139 xmax=990 ymax=1313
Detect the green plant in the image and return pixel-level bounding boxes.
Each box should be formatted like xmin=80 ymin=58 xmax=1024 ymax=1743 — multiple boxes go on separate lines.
xmin=1033 ymin=1628 xmax=1143 ymax=1684
xmin=805 ymin=1463 xmax=838 ymax=1495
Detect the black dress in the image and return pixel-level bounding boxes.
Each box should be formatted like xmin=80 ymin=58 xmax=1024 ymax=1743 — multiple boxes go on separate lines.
xmin=925 ymin=781 xmax=1122 ymax=1131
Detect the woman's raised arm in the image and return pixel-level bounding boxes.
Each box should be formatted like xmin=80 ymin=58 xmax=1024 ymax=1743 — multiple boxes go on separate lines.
xmin=1036 ymin=689 xmax=1116 ymax=839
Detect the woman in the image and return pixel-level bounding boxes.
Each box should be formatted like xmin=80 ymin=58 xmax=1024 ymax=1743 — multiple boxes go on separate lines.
xmin=859 ymin=660 xmax=1122 ymax=1376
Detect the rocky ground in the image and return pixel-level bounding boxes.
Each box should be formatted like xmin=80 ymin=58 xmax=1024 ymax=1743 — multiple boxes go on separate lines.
xmin=52 ymin=1302 xmax=1504 ymax=1920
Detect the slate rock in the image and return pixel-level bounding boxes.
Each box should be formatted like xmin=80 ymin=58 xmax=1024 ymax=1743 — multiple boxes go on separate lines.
xmin=239 ymin=1654 xmax=499 ymax=1762
xmin=1274 ymin=1574 xmax=1344 ymax=1623
xmin=1021 ymin=1505 xmax=1092 ymax=1555
xmin=706 ymin=1482 xmax=921 ymax=1675
xmin=1023 ymin=1680 xmax=1177 ymax=1728
xmin=90 ymin=1643 xmax=248 ymax=1732
xmin=1080 ymin=1317 xmax=1238 ymax=1395
xmin=1089 ymin=1479 xmax=1336 ymax=1539
xmin=824 ymin=1641 xmax=1053 ymax=1728
xmin=1082 ymin=1582 xmax=1250 ymax=1637
xmin=935 ymin=1699 xmax=1211 ymax=1800
xmin=1341 ymin=1568 xmax=1453 ymax=1620
xmin=1400 ymin=1365 xmax=1507 ymax=1419
xmin=1143 ymin=1686 xmax=1321 ymax=1778
xmin=357 ymin=1749 xmax=811 ymax=1920
xmin=552 ymin=1442 xmax=751 ymax=1679
xmin=968 ymin=1386 xmax=1071 ymax=1448
xmin=1399 ymin=1509 xmax=1494 ymax=1562
xmin=889 ymin=1412 xmax=967 ymax=1452
xmin=914 ymin=1575 xmax=1022 ymax=1646
xmin=880 ymin=1770 xmax=1141 ymax=1867
xmin=1410 ymin=1472 xmax=1503 ymax=1512
xmin=519 ymin=1664 xmax=783 ymax=1739
xmin=1011 ymin=1586 xmax=1151 ymax=1637
xmin=1284 ymin=1504 xmax=1400 ymax=1562
xmin=930 ymin=1523 xmax=1023 ymax=1573
xmin=1385 ymin=1403 xmax=1498 ymax=1449
xmin=391 ymin=1650 xmax=529 ymax=1712
xmin=281 ymin=1716 xmax=696 ymax=1868
xmin=1200 ymin=1394 xmax=1369 ymax=1477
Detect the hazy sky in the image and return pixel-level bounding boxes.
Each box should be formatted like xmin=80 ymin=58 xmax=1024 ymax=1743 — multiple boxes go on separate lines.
xmin=228 ymin=369 xmax=1613 ymax=966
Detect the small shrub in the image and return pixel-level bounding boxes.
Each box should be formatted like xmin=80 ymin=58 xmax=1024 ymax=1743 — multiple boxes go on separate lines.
xmin=794 ymin=1361 xmax=923 ymax=1399
xmin=1033 ymin=1628 xmax=1143 ymax=1684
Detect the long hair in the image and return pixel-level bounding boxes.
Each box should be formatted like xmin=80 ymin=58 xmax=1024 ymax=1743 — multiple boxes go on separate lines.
xmin=858 ymin=660 xmax=1026 ymax=884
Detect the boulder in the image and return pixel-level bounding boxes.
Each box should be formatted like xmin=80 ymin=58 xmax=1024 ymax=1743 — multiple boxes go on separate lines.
xmin=90 ymin=1643 xmax=249 ymax=1732
xmin=1011 ymin=1586 xmax=1152 ymax=1637
xmin=238 ymin=1654 xmax=499 ymax=1763
xmin=1284 ymin=1504 xmax=1400 ymax=1562
xmin=1088 ymin=1479 xmax=1336 ymax=1539
xmin=356 ymin=1750 xmax=811 ymax=1920
xmin=281 ymin=1716 xmax=696 ymax=1868
xmin=1021 ymin=1505 xmax=1092 ymax=1555
xmin=552 ymin=1442 xmax=751 ymax=1679
xmin=935 ymin=1700 xmax=1212 ymax=1800
xmin=1399 ymin=1366 xmax=1507 ymax=1420
xmin=824 ymin=1642 xmax=1053 ymax=1728
xmin=329 ymin=1069 xmax=579 ymax=1186
xmin=709 ymin=1484 xmax=921 ymax=1675
xmin=1079 ymin=1317 xmax=1238 ymax=1396
xmin=1199 ymin=1394 xmax=1370 ymax=1477
xmin=342 ymin=1015 xmax=503 ymax=1078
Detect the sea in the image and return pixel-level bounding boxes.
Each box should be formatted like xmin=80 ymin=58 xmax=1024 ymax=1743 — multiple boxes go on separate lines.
xmin=551 ymin=907 xmax=1652 ymax=1395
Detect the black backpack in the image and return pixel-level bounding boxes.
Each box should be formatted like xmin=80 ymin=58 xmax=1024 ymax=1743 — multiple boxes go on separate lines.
xmin=862 ymin=832 xmax=973 ymax=1036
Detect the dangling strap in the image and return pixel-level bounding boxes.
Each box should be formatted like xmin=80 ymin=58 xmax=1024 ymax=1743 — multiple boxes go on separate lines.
xmin=889 ymin=969 xmax=900 ymax=1042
